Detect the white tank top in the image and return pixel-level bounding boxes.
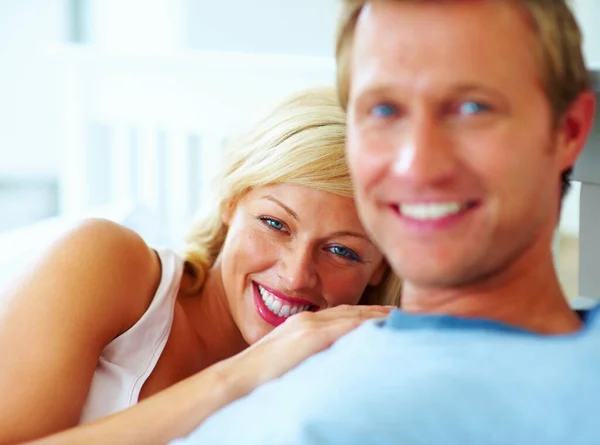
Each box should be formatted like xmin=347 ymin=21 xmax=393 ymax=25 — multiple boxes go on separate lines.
xmin=79 ymin=247 xmax=184 ymax=424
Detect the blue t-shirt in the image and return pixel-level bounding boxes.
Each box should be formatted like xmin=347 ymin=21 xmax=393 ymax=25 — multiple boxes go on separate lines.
xmin=173 ymin=306 xmax=600 ymax=445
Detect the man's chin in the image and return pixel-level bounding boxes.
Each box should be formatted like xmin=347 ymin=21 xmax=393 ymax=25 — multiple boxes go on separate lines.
xmin=394 ymin=260 xmax=492 ymax=291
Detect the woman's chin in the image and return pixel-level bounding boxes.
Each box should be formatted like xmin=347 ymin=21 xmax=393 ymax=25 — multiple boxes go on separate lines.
xmin=239 ymin=321 xmax=274 ymax=345
xmin=235 ymin=283 xmax=287 ymax=344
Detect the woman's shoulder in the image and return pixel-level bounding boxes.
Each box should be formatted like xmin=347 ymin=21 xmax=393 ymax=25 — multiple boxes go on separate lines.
xmin=0 ymin=218 xmax=165 ymax=439
xmin=57 ymin=217 xmax=155 ymax=264
xmin=35 ymin=218 xmax=163 ymax=332
xmin=59 ymin=217 xmax=150 ymax=254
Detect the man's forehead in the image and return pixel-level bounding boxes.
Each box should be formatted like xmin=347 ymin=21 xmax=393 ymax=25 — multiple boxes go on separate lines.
xmin=350 ymin=0 xmax=540 ymax=97
xmin=353 ymin=0 xmax=533 ymax=56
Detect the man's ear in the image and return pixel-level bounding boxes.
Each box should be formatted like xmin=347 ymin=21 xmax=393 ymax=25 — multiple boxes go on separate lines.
xmin=557 ymin=90 xmax=596 ymax=171
xmin=368 ymin=259 xmax=388 ymax=286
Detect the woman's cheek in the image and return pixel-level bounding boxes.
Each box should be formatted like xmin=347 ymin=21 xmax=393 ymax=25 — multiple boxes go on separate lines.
xmin=322 ymin=271 xmax=368 ymax=306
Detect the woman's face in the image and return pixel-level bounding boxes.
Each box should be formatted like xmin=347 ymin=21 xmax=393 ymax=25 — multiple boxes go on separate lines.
xmin=217 ymin=183 xmax=387 ymax=344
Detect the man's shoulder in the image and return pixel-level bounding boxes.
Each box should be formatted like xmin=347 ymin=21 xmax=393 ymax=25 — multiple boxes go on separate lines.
xmin=175 ymin=310 xmax=600 ymax=445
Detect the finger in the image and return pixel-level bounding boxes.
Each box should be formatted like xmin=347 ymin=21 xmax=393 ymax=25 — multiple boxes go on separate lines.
xmin=281 ymin=310 xmax=387 ymax=346
xmin=267 ymin=317 xmax=363 ymax=360
xmin=305 ymin=305 xmax=392 ymax=323
xmin=234 ymin=317 xmax=359 ymax=384
xmin=318 ymin=304 xmax=391 ymax=317
xmin=290 ymin=315 xmax=373 ymax=356
xmin=233 ymin=314 xmax=382 ymax=389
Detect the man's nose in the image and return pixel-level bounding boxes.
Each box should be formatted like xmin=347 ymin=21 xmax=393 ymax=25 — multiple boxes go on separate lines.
xmin=391 ymin=112 xmax=458 ymax=186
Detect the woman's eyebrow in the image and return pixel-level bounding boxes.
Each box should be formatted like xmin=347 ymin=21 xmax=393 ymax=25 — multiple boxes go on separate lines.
xmin=260 ymin=195 xmax=299 ymax=221
xmin=330 ymin=230 xmax=372 ymax=242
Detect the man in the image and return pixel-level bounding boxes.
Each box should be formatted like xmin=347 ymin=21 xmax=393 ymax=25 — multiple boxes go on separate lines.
xmin=174 ymin=1 xmax=598 ymax=443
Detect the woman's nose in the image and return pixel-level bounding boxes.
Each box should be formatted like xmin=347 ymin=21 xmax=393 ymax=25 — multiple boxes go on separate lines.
xmin=277 ymin=245 xmax=318 ymax=292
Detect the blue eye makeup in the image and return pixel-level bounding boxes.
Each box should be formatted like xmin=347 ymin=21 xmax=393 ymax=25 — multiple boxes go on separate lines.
xmin=329 ymin=245 xmax=360 ymax=262
xmin=259 ymin=217 xmax=286 ymax=232
xmin=258 ymin=215 xmax=362 ymax=263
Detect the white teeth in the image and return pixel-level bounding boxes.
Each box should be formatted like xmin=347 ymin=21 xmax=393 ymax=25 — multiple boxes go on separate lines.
xmin=400 ymin=202 xmax=463 ymax=220
xmin=271 ymin=299 xmax=282 ymax=313
xmin=257 ymin=285 xmax=312 ymax=318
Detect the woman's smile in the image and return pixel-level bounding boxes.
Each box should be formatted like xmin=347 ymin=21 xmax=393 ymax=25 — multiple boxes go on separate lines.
xmin=252 ymin=281 xmax=317 ymax=326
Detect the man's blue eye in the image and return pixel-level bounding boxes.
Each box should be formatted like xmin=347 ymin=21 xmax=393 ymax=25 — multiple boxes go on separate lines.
xmin=371 ymin=104 xmax=397 ymax=118
xmin=330 ymin=245 xmax=360 ymax=262
xmin=459 ymin=101 xmax=489 ymax=115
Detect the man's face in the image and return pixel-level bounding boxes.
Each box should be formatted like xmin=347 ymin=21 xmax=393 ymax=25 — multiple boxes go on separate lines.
xmin=346 ymin=0 xmax=582 ymax=289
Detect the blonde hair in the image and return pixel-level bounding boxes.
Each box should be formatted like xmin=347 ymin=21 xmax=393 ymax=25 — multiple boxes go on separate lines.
xmin=335 ymin=0 xmax=590 ymax=198
xmin=182 ymin=86 xmax=401 ymax=306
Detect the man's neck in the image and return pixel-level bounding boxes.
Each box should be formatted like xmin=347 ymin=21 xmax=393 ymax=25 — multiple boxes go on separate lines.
xmin=400 ymin=247 xmax=582 ymax=335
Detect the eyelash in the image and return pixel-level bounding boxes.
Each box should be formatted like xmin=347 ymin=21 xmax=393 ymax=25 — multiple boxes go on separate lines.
xmin=259 ymin=216 xmax=288 ymax=233
xmin=257 ymin=216 xmax=362 ymax=263
xmin=328 ymin=245 xmax=361 ymax=262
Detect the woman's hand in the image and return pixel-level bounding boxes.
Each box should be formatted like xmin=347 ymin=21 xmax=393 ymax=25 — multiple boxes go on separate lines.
xmin=215 ymin=304 xmax=392 ymax=394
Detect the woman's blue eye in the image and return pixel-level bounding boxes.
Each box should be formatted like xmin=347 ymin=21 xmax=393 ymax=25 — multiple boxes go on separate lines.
xmin=260 ymin=217 xmax=285 ymax=231
xmin=459 ymin=101 xmax=489 ymax=115
xmin=371 ymin=103 xmax=397 ymax=118
xmin=329 ymin=245 xmax=360 ymax=262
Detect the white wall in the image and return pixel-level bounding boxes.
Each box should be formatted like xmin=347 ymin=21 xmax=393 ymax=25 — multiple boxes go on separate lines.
xmin=574 ymin=0 xmax=600 ymax=69
xmin=0 ymin=0 xmax=597 ymax=235
xmin=86 ymin=0 xmax=340 ymax=57
xmin=184 ymin=0 xmax=340 ymax=57
xmin=87 ymin=0 xmax=186 ymax=51
xmin=0 ymin=0 xmax=66 ymax=177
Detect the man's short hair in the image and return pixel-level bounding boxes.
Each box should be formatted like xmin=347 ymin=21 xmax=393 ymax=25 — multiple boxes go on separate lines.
xmin=335 ymin=0 xmax=591 ymax=199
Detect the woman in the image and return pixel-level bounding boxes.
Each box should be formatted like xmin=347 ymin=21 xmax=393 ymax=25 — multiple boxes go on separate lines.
xmin=0 ymin=87 xmax=401 ymax=444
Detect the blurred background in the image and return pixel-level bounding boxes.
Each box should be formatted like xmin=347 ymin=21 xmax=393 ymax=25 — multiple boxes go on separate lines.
xmin=0 ymin=0 xmax=598 ymax=298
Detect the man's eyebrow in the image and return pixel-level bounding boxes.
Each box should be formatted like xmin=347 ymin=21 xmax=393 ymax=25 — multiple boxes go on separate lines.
xmin=450 ymin=83 xmax=504 ymax=97
xmin=353 ymin=82 xmax=505 ymax=102
xmin=352 ymin=84 xmax=397 ymax=105
xmin=260 ymin=195 xmax=299 ymax=221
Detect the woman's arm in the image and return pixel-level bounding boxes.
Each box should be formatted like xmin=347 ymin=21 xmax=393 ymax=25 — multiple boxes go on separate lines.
xmin=28 ymin=360 xmax=246 ymax=445
xmin=0 ymin=219 xmax=161 ymax=444
xmin=26 ymin=304 xmax=391 ymax=445
xmin=0 ymin=217 xmax=390 ymax=445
